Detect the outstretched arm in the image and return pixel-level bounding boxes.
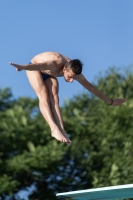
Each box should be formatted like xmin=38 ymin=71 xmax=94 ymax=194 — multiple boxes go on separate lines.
xmin=76 ymin=74 xmax=126 ymax=106
xmin=9 ymin=61 xmax=57 ymax=71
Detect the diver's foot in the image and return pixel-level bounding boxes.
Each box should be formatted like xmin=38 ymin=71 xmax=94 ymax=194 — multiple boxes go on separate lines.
xmin=61 ymin=130 xmax=72 ymax=145
xmin=51 ymin=128 xmax=71 ymax=145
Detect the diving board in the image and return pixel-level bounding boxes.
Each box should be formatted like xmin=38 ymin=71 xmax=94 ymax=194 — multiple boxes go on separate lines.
xmin=56 ymin=184 xmax=133 ymax=200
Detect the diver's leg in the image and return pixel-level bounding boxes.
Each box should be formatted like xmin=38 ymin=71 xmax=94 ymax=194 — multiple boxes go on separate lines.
xmin=45 ymin=76 xmax=71 ymax=144
xmin=26 ymin=71 xmax=70 ymax=144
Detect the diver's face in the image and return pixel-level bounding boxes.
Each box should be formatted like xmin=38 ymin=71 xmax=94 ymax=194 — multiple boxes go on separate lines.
xmin=63 ymin=68 xmax=76 ymax=82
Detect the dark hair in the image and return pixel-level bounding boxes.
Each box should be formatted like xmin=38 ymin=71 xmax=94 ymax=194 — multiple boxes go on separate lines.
xmin=66 ymin=59 xmax=83 ymax=75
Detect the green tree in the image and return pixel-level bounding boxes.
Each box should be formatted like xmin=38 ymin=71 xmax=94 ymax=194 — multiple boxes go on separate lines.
xmin=0 ymin=66 xmax=133 ymax=200
xmin=58 ymin=66 xmax=133 ymax=191
xmin=0 ymin=88 xmax=67 ymax=200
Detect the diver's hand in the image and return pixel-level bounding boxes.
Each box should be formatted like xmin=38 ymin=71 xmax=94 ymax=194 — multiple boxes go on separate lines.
xmin=110 ymin=98 xmax=126 ymax=106
xmin=9 ymin=62 xmax=24 ymax=71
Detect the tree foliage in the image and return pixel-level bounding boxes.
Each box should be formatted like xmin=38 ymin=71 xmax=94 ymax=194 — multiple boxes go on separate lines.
xmin=0 ymin=66 xmax=133 ymax=200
